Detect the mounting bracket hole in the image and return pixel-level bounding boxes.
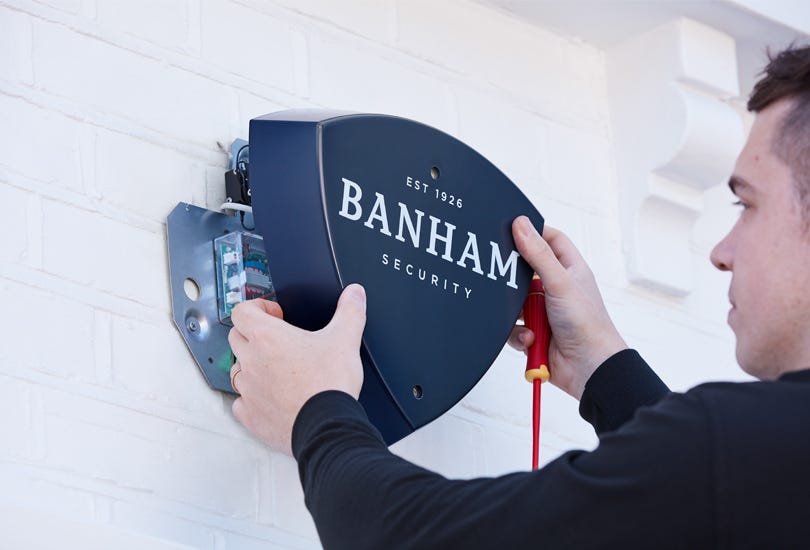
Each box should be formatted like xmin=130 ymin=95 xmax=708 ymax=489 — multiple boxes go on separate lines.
xmin=412 ymin=385 xmax=423 ymax=399
xmin=184 ymin=278 xmax=201 ymax=301
xmin=430 ymin=166 xmax=440 ymax=180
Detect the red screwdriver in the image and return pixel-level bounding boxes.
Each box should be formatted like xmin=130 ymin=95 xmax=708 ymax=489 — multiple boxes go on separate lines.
xmin=523 ymin=276 xmax=552 ymax=470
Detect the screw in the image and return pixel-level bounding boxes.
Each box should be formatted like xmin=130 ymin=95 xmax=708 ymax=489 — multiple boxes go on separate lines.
xmin=187 ymin=319 xmax=199 ymax=333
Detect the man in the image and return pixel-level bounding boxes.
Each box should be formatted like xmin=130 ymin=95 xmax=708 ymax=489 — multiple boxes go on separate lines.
xmin=227 ymin=45 xmax=810 ymax=548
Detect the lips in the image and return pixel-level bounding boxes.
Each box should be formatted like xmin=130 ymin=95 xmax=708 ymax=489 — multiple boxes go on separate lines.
xmin=727 ymin=290 xmax=736 ymax=326
xmin=727 ymin=300 xmax=737 ymax=328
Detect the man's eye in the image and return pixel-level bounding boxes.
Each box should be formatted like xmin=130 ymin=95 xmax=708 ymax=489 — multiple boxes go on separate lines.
xmin=732 ymin=200 xmax=749 ymax=209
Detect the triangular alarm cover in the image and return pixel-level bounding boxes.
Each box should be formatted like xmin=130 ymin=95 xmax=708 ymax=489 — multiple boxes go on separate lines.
xmin=250 ymin=110 xmax=544 ymax=444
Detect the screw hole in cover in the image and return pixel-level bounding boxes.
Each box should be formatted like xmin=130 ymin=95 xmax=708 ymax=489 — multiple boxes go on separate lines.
xmin=184 ymin=278 xmax=201 ymax=301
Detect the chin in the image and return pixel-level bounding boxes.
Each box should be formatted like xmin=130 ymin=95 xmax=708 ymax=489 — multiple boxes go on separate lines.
xmin=737 ymin=349 xmax=780 ymax=380
xmin=735 ymin=343 xmax=769 ymax=380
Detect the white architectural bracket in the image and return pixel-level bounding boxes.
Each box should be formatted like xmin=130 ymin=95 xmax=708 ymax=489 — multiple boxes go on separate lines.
xmin=607 ymin=18 xmax=744 ymax=296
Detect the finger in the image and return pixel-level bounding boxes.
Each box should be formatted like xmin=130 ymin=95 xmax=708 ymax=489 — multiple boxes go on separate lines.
xmin=228 ymin=327 xmax=250 ymax=359
xmin=251 ymin=298 xmax=284 ymax=320
xmin=231 ymin=397 xmax=253 ymax=438
xmin=512 ymin=217 xmax=571 ymax=295
xmin=541 ymin=225 xmax=587 ymax=270
xmin=323 ymin=284 xmax=367 ymax=348
xmin=508 ymin=326 xmax=535 ymax=352
xmin=232 ymin=396 xmax=249 ymax=427
xmin=231 ymin=299 xmax=280 ymax=340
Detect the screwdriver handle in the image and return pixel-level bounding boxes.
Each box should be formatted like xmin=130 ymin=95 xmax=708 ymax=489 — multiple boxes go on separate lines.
xmin=524 ymin=278 xmax=551 ymax=383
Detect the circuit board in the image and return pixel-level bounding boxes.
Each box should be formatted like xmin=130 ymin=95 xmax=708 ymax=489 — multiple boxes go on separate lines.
xmin=213 ymin=231 xmax=275 ymax=324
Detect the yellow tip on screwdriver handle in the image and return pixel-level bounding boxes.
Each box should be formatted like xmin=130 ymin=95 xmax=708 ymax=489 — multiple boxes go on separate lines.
xmin=525 ymin=364 xmax=550 ymax=383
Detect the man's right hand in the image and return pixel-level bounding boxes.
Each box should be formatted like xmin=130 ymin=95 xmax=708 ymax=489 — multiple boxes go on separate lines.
xmin=509 ymin=216 xmax=627 ymax=401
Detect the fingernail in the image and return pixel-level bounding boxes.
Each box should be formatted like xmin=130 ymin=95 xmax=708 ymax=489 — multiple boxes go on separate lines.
xmin=518 ymin=332 xmax=528 ymax=346
xmin=516 ymin=216 xmax=534 ymax=238
xmin=346 ymin=283 xmax=366 ymax=306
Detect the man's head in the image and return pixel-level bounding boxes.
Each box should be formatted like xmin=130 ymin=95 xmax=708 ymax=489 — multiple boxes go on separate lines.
xmin=711 ymin=45 xmax=810 ymax=379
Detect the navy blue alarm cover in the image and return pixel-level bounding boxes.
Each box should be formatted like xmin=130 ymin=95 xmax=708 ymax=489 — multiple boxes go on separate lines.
xmin=249 ymin=110 xmax=544 ymax=445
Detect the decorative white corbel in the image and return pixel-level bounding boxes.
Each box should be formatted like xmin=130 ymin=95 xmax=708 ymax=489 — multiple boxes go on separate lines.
xmin=607 ymin=18 xmax=745 ymax=296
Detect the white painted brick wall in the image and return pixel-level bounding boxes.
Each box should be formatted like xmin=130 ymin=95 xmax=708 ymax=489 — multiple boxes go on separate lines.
xmin=0 ymin=0 xmax=743 ymax=547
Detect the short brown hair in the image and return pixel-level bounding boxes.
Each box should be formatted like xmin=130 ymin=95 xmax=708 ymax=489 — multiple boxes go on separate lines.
xmin=748 ymin=45 xmax=810 ymax=212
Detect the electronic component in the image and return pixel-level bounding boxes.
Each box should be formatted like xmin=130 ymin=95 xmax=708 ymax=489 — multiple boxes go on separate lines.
xmin=225 ymin=139 xmax=251 ymax=207
xmin=213 ymin=231 xmax=275 ymax=324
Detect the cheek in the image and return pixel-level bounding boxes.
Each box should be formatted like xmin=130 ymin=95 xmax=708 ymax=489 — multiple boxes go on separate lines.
xmin=739 ymin=245 xmax=810 ymax=333
xmin=733 ymin=247 xmax=779 ymax=323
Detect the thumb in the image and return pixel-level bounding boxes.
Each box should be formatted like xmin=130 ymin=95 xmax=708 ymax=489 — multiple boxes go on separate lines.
xmin=512 ymin=216 xmax=569 ymax=295
xmin=325 ymin=283 xmax=367 ymax=345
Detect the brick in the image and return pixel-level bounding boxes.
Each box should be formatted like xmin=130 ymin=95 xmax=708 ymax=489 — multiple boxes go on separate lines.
xmin=397 ymin=0 xmax=535 ymax=77
xmin=454 ymin=88 xmax=544 ymax=184
xmin=94 ymin=309 xmax=113 ymax=384
xmin=25 ymin=192 xmax=44 ymax=268
xmin=96 ymin=0 xmax=191 ymax=52
xmin=0 ymin=95 xmax=83 ymax=192
xmin=45 ymin=413 xmax=169 ymax=492
xmin=624 ymin=315 xmax=744 ymax=392
xmin=480 ymin=425 xmax=530 ymax=475
xmin=236 ymin=91 xmax=287 ymax=139
xmin=291 ymin=29 xmax=309 ymax=98
xmin=540 ymin=120 xmax=614 ymax=213
xmin=216 ymin=529 xmax=320 ymax=550
xmin=95 ymin=129 xmax=201 ymax=221
xmin=205 ymin=163 xmax=229 ymax=210
xmin=391 ymin=412 xmax=486 ymax=478
xmin=0 ymin=466 xmax=96 ymax=522
xmin=577 ymin=212 xmax=623 ymax=286
xmin=538 ymin=383 xmax=600 ymax=447
xmin=0 ymin=7 xmax=33 ymax=84
xmin=0 ymin=378 xmax=36 ymax=460
xmin=42 ymin=391 xmax=263 ymax=516
xmin=307 ymin=34 xmax=457 ymax=134
xmin=0 ymin=182 xmax=31 ymax=263
xmin=110 ymin=314 xmax=224 ymax=413
xmin=268 ymin=454 xmax=318 ymax=539
xmin=1 ymin=504 xmax=200 ymax=550
xmin=459 ymin=348 xmax=532 ymax=426
xmin=32 ymin=0 xmax=81 ymax=14
xmin=165 ymin=426 xmax=263 ymax=517
xmin=271 ymin=0 xmax=395 ymax=43
xmin=111 ymin=501 xmax=216 ymax=550
xmin=199 ymin=0 xmax=297 ymax=93
xmin=0 ymin=278 xmax=95 ymax=380
xmin=531 ymin=197 xmax=591 ymax=266
xmin=31 ymin=21 xmax=232 ymax=147
xmin=396 ymin=0 xmax=607 ymax=130
xmin=40 ymin=200 xmax=168 ymax=309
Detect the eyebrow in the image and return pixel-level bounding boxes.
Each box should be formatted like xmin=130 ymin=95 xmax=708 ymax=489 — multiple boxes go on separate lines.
xmin=728 ymin=175 xmax=756 ymax=196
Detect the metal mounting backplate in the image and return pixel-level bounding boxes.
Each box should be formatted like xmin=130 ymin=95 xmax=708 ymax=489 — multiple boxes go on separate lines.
xmin=167 ymin=202 xmax=253 ymax=393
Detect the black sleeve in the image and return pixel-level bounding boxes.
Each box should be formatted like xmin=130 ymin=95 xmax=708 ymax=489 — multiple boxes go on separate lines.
xmin=292 ymin=385 xmax=714 ymax=549
xmin=579 ymin=348 xmax=671 ymax=435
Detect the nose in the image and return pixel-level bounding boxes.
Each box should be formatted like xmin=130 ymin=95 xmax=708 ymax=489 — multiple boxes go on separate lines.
xmin=711 ymin=231 xmax=733 ymax=272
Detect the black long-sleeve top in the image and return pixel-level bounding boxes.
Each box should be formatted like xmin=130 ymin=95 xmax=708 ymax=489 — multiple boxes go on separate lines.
xmin=292 ymin=349 xmax=810 ymax=549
